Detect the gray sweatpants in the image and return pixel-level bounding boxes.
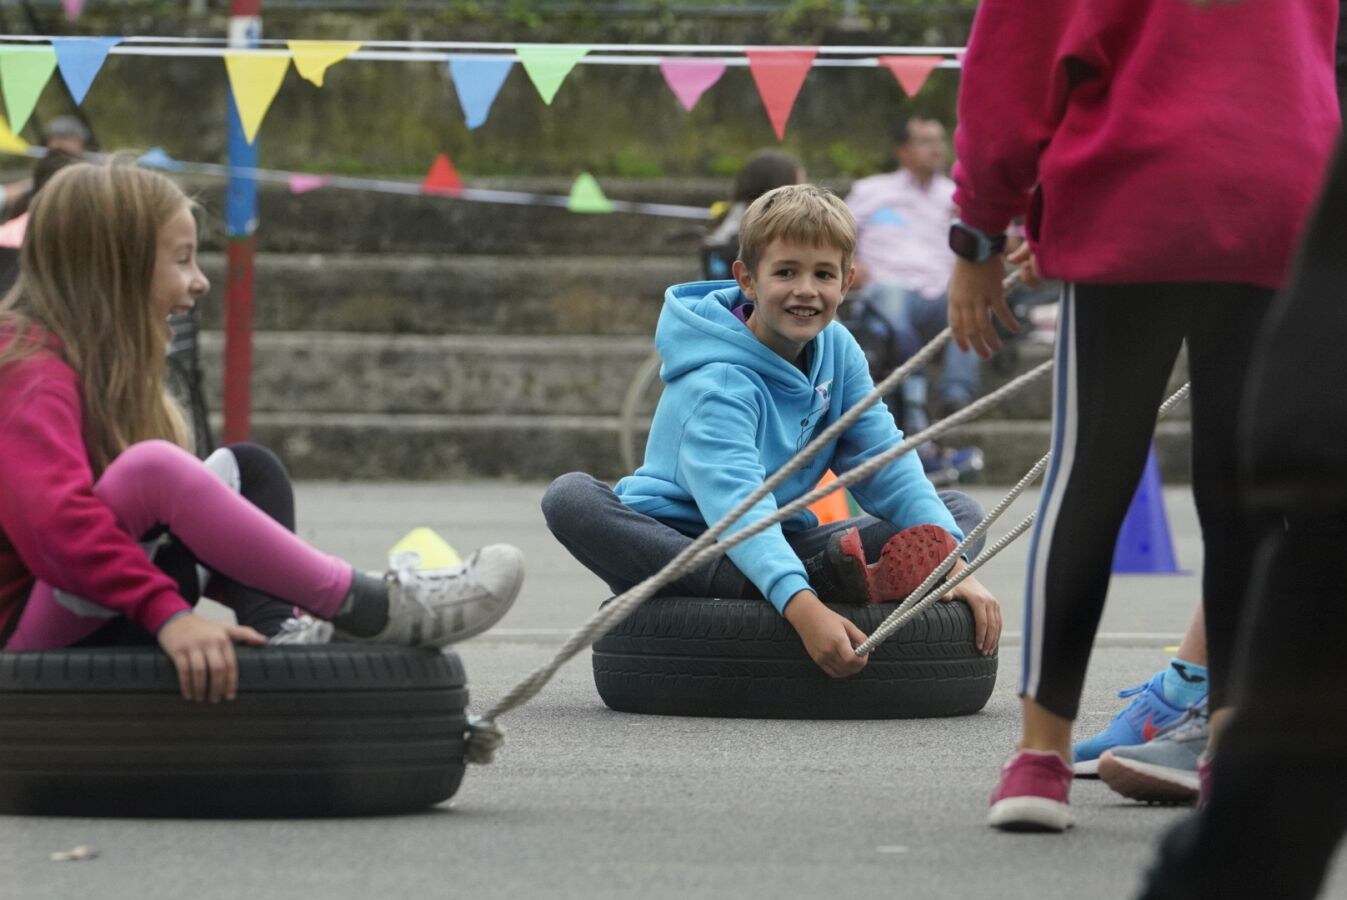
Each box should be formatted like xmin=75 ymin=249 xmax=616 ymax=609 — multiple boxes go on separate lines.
xmin=541 ymin=471 xmax=985 ymax=603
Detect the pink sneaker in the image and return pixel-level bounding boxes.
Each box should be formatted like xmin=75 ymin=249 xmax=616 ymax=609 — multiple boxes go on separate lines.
xmin=830 ymin=524 xmax=958 ymax=604
xmin=1197 ymin=753 xmax=1213 ymax=808
xmin=987 ymin=749 xmax=1075 ymax=832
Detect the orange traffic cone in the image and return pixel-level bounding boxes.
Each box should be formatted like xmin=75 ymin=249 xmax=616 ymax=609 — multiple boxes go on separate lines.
xmin=809 ymin=470 xmax=853 ymax=525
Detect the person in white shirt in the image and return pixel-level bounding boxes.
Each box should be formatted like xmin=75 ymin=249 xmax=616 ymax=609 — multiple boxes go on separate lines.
xmin=844 ymin=117 xmax=982 ymax=482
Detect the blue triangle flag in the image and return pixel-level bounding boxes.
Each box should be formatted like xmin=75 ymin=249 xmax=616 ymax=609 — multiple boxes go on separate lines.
xmin=51 ymin=37 xmax=121 ymax=106
xmin=448 ymin=56 xmax=513 ymax=130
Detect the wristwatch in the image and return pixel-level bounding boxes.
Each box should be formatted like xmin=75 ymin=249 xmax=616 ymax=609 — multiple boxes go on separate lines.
xmin=948 ymin=220 xmax=1007 ymax=262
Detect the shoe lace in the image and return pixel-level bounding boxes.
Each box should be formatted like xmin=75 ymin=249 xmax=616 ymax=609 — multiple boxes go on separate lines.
xmin=272 ymin=614 xmax=332 ymax=644
xmin=390 ymin=549 xmax=480 ymax=616
xmin=1154 ymin=700 xmax=1210 ymax=742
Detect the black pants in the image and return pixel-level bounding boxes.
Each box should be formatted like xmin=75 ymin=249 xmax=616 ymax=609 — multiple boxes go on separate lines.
xmin=1024 ymin=282 xmax=1274 ymax=718
xmin=75 ymin=443 xmax=297 ymax=645
xmin=1139 ymin=135 xmax=1347 ymax=900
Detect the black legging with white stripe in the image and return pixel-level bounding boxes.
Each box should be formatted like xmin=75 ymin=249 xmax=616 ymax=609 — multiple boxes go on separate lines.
xmin=1023 ymin=282 xmax=1274 ymax=718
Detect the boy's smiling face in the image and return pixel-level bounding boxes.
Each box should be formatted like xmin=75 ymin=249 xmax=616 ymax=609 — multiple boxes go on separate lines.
xmin=733 ymin=238 xmax=856 ymax=365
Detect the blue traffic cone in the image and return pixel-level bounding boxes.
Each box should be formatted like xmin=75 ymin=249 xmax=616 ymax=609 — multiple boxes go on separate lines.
xmin=1112 ymin=444 xmax=1183 ymax=574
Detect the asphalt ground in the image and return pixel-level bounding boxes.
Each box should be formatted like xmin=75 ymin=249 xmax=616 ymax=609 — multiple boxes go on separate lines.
xmin=2 ymin=481 xmax=1344 ymax=899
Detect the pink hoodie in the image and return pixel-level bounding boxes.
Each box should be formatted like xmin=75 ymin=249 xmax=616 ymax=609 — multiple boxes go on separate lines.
xmin=0 ymin=329 xmax=187 ymax=645
xmin=953 ymin=0 xmax=1340 ymax=288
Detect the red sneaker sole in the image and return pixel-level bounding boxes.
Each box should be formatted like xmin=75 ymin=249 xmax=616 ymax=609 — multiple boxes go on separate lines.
xmin=863 ymin=524 xmax=958 ymax=603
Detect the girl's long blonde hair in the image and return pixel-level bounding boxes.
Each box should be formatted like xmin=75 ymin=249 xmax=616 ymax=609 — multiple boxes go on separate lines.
xmin=0 ymin=159 xmax=191 ymax=475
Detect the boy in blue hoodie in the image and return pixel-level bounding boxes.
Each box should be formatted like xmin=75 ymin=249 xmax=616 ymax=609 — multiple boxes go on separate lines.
xmin=543 ymin=184 xmax=1001 ymax=678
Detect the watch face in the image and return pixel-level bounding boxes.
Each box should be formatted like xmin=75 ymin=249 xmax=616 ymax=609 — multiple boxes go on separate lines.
xmin=949 ymin=223 xmax=982 ymax=260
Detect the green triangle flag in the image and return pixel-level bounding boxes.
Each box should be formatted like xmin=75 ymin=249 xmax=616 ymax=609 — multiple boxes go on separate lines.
xmin=516 ymin=44 xmax=588 ymax=105
xmin=567 ymin=172 xmax=614 ymax=214
xmin=0 ymin=46 xmax=58 ymax=135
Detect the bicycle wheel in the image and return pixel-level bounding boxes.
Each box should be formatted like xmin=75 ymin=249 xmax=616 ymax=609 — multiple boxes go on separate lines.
xmin=618 ymin=350 xmax=664 ymax=473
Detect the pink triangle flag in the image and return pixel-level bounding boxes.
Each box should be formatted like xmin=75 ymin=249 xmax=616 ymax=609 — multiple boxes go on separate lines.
xmin=659 ymin=58 xmax=726 ymax=112
xmin=880 ymin=55 xmax=943 ymax=98
xmin=745 ymin=48 xmax=817 ymax=141
xmin=288 ymin=173 xmax=333 ymax=195
xmin=62 ymin=0 xmax=84 ymax=20
xmin=421 ymin=153 xmax=463 ymax=197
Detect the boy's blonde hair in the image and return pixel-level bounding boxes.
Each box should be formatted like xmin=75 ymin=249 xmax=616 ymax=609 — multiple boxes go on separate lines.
xmin=0 ymin=159 xmax=191 ymax=474
xmin=737 ymin=183 xmax=857 ymax=274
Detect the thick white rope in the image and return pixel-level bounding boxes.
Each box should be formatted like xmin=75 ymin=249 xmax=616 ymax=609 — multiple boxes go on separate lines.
xmin=854 ymin=382 xmax=1192 ymax=655
xmin=473 ymin=349 xmax=1049 ymax=723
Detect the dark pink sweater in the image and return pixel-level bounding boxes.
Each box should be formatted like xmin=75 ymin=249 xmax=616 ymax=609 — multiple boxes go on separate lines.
xmin=953 ymin=0 xmax=1340 ymax=288
xmin=0 ymin=331 xmax=187 ymax=645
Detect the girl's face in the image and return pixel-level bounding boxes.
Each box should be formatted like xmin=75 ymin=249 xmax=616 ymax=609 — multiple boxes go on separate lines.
xmin=149 ymin=206 xmax=209 ymax=343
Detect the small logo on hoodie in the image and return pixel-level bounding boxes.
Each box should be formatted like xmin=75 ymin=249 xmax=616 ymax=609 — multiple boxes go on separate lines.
xmin=814 ymin=380 xmax=832 ymax=413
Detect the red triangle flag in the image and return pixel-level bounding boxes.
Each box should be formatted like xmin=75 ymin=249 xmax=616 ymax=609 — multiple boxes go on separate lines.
xmin=880 ymin=55 xmax=943 ymax=98
xmin=421 ymin=153 xmax=463 ymax=197
xmin=745 ymin=48 xmax=817 ymax=141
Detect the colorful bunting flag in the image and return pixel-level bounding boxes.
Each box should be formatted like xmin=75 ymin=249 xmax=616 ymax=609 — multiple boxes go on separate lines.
xmin=62 ymin=0 xmax=83 ymax=21
xmin=516 ymin=45 xmax=589 ymax=105
xmin=879 ymin=55 xmax=943 ymax=98
xmin=288 ymin=40 xmax=360 ymax=88
xmin=421 ymin=153 xmax=463 ymax=197
xmin=0 ymin=114 xmax=29 ymax=154
xmin=0 ymin=46 xmax=58 ymax=136
xmin=745 ymin=48 xmax=817 ymax=140
xmin=52 ymin=37 xmax=121 ymax=106
xmin=288 ymin=173 xmax=333 ymax=195
xmin=659 ymin=58 xmax=726 ymax=112
xmin=567 ymin=173 xmax=613 ymax=214
xmin=448 ymin=57 xmax=513 ymax=130
xmin=223 ymin=51 xmax=292 ymax=144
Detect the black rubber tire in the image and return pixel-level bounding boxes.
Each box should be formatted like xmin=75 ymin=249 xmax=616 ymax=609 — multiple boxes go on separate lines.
xmin=592 ymin=597 xmax=996 ymax=719
xmin=0 ymin=645 xmax=467 ymax=817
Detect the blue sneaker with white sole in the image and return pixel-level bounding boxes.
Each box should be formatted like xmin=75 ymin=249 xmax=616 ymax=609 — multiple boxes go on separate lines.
xmin=1072 ymin=670 xmax=1187 ymax=776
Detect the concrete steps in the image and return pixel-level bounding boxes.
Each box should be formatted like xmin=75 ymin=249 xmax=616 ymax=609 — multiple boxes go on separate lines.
xmin=198 ymin=330 xmax=1194 ymax=483
xmin=195 ymin=252 xmax=681 ymax=336
xmin=181 ymin=179 xmax=1193 ymax=483
xmin=221 ymin=412 xmax=1192 ymax=484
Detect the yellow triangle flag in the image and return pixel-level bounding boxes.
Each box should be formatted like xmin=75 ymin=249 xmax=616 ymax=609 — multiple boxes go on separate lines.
xmin=287 ymin=40 xmax=361 ymax=88
xmin=0 ymin=113 xmax=29 ymax=154
xmin=224 ymin=51 xmax=291 ymax=144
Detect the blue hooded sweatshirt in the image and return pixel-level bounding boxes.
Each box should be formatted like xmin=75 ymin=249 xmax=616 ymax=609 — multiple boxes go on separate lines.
xmin=614 ymin=280 xmax=963 ymax=614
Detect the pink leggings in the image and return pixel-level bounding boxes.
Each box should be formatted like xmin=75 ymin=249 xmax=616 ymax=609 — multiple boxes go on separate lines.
xmin=6 ymin=440 xmax=354 ymax=650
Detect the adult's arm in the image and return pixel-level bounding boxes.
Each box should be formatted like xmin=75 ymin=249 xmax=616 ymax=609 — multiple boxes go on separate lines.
xmin=951 ymin=0 xmax=1076 ymax=234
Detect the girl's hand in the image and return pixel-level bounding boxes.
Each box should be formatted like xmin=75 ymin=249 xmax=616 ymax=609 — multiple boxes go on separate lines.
xmin=156 ymin=613 xmax=267 ymax=702
xmin=783 ymin=591 xmax=869 ymax=678
xmin=948 ymin=256 xmax=1018 ymax=358
xmin=1007 ymin=242 xmax=1042 ymax=286
xmin=941 ymin=563 xmax=1002 ymax=656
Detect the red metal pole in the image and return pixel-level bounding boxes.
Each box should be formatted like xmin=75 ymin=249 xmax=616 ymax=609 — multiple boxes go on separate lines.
xmin=223 ymin=236 xmax=255 ymax=444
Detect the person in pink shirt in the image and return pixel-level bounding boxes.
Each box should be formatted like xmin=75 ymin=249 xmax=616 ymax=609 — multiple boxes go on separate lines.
xmin=844 ymin=117 xmax=983 ymax=484
xmin=945 ymin=0 xmax=1340 ymax=831
xmin=0 ymin=160 xmax=525 ymax=702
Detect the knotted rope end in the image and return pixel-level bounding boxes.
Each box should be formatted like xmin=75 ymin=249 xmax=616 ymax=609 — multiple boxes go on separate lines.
xmin=465 ymin=714 xmax=504 ymax=765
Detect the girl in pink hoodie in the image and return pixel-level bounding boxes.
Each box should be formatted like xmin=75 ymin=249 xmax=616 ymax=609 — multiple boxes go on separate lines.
xmin=946 ymin=0 xmax=1340 ymax=831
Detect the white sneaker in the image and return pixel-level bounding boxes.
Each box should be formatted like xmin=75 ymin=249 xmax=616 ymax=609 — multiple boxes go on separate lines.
xmin=336 ymin=544 xmax=524 ymax=648
xmin=268 ymin=614 xmax=334 ymax=645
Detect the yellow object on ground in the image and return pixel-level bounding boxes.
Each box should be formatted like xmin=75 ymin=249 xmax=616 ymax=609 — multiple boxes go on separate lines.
xmin=388 ymin=527 xmax=462 ymax=569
